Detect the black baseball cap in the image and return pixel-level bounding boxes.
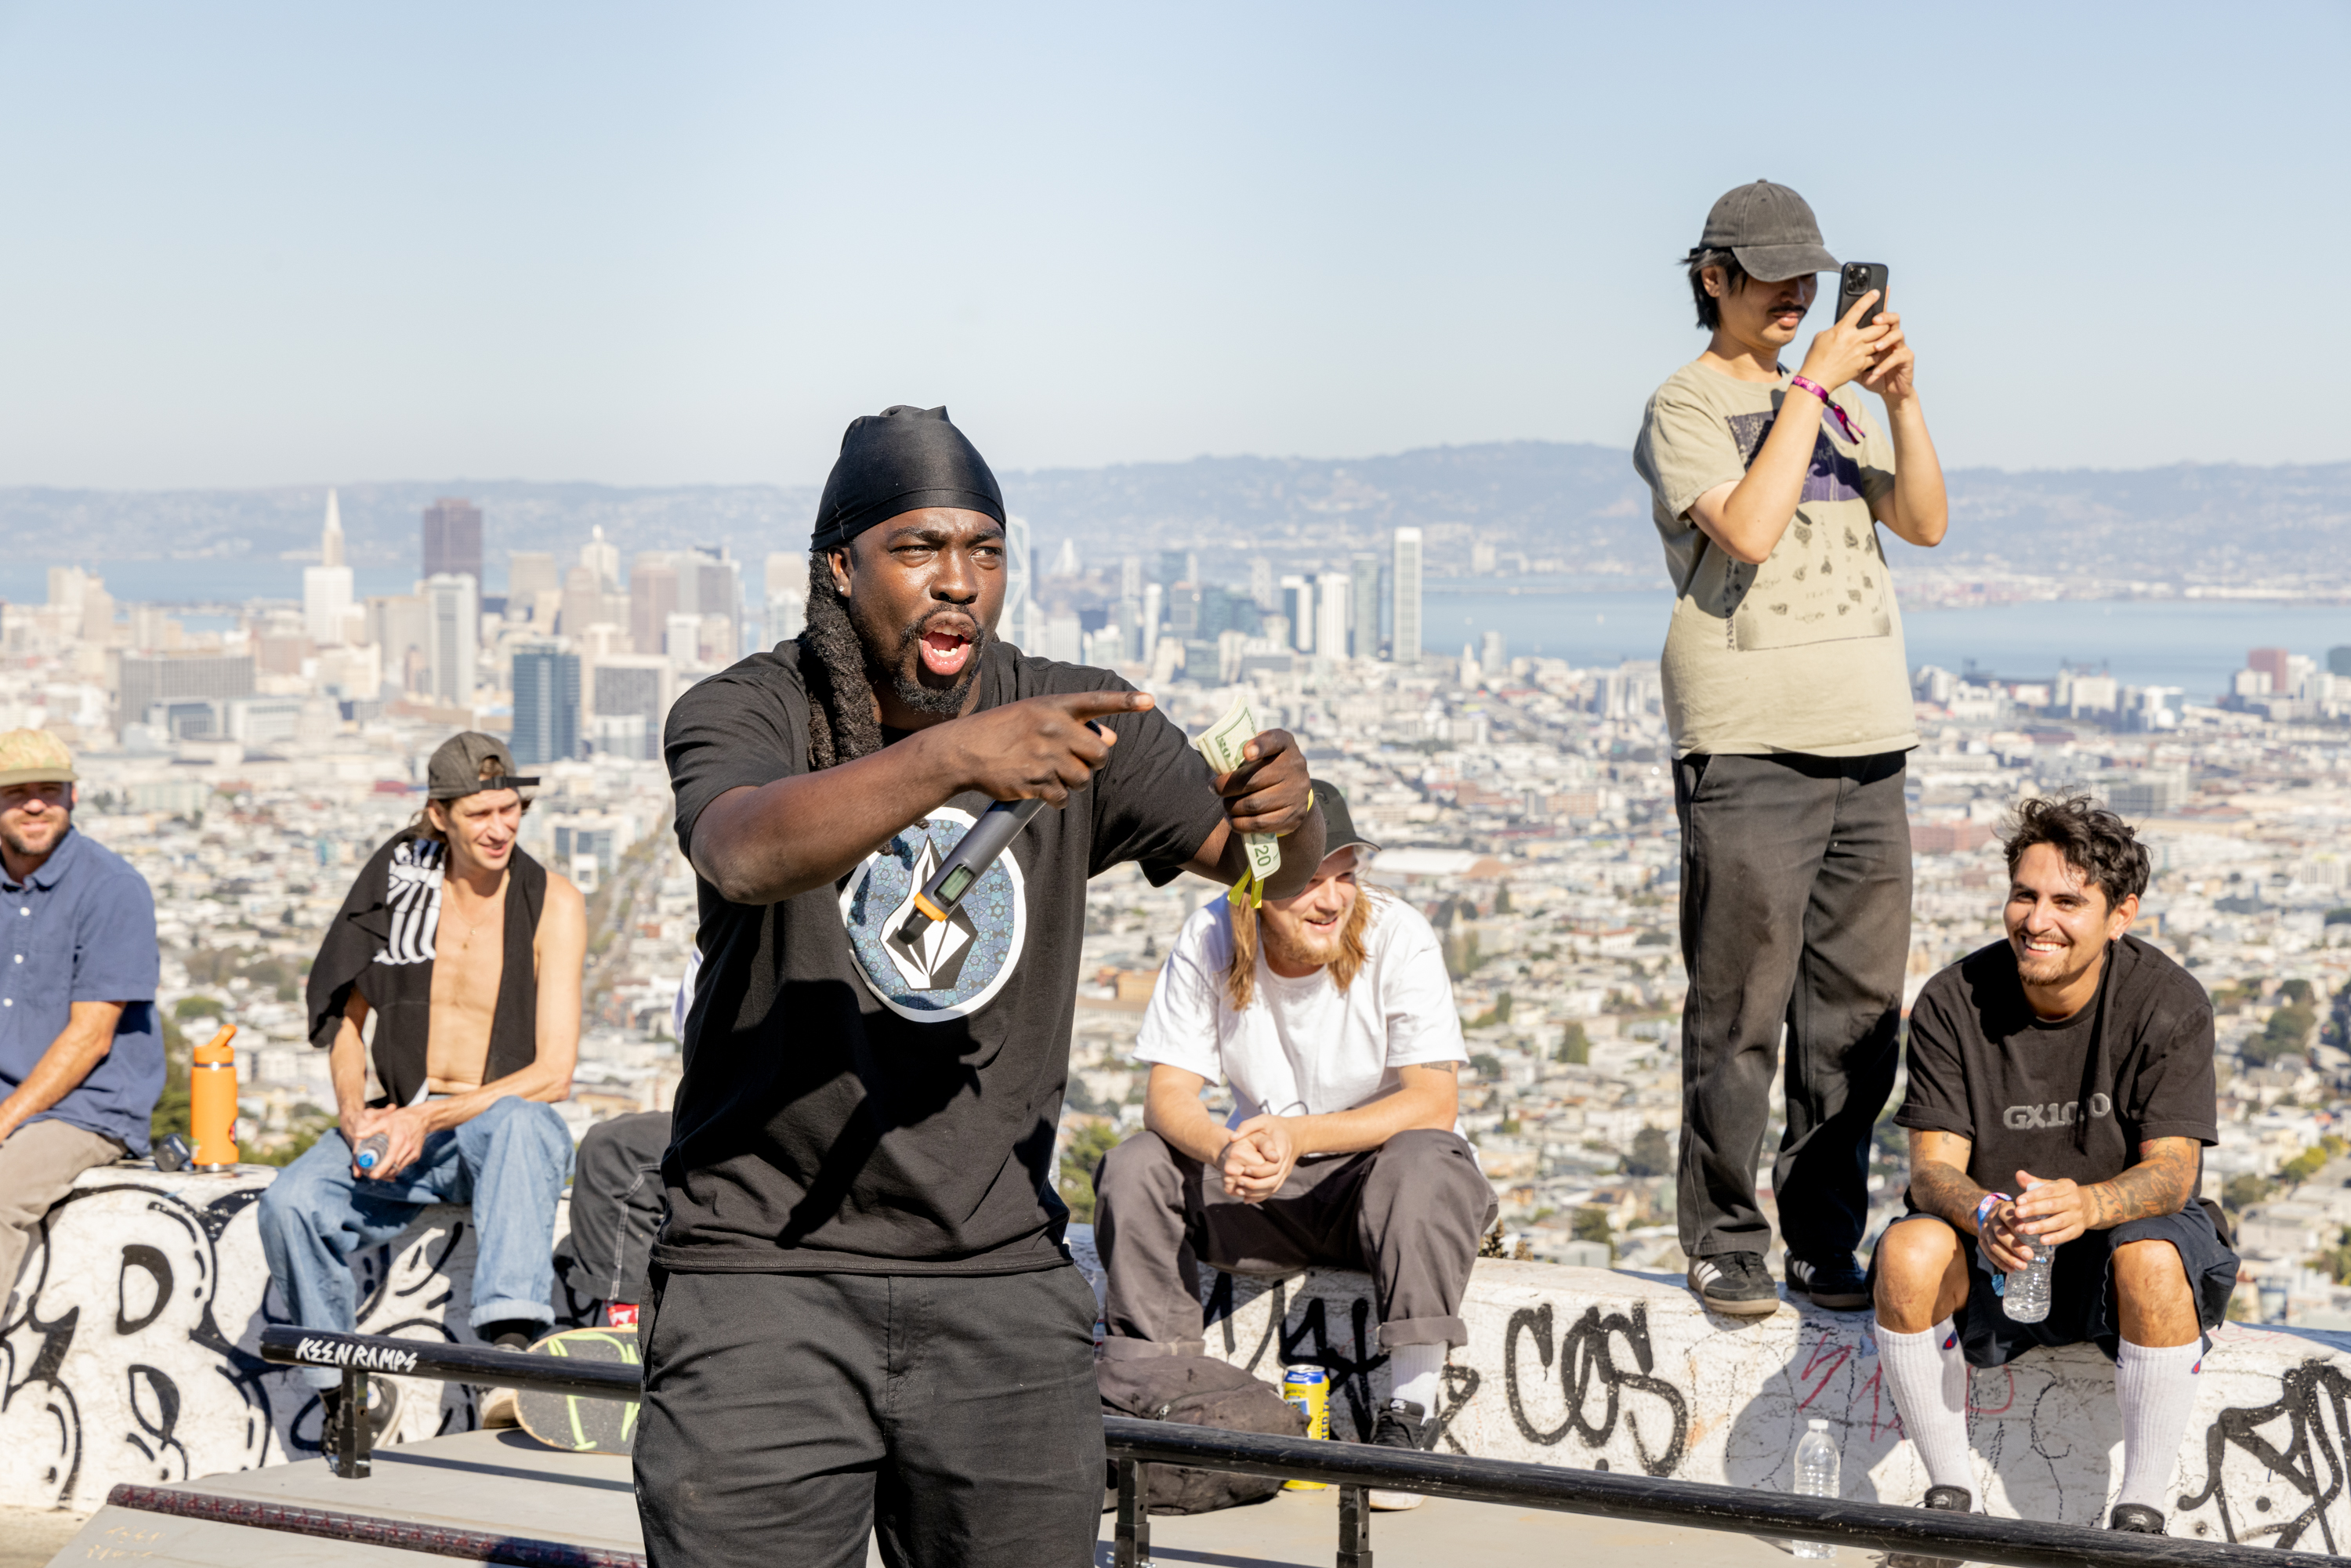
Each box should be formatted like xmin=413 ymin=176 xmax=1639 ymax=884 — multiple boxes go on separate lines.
xmin=1310 ymin=779 xmax=1379 ymax=860
xmin=1699 ymin=180 xmax=1838 ymax=282
xmin=427 ymin=732 xmax=540 ymax=802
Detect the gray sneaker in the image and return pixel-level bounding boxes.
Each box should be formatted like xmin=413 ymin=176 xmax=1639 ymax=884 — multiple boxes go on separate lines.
xmin=1687 ymin=1252 xmax=1780 ymax=1316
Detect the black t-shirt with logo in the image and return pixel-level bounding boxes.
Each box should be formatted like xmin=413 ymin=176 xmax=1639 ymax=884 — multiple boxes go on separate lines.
xmin=658 ymin=639 xmax=1224 ymax=1276
xmin=1896 ymin=934 xmax=2218 ymax=1200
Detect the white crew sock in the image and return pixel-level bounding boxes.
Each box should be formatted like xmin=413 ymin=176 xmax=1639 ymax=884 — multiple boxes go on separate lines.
xmin=1876 ymin=1318 xmax=1973 ymax=1494
xmin=1388 ymin=1343 xmax=1446 ymax=1414
xmin=2114 ymin=1338 xmax=2204 ymax=1513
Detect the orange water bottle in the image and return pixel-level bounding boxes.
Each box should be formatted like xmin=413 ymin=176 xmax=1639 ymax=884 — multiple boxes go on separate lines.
xmin=190 ymin=1024 xmax=240 ymax=1171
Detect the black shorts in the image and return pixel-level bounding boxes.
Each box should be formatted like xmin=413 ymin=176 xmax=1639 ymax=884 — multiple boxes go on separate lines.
xmin=1868 ymin=1200 xmax=2240 ymax=1368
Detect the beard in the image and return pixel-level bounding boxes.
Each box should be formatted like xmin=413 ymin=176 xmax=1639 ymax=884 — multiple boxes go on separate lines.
xmin=851 ymin=599 xmax=988 ymax=719
xmin=1262 ymin=908 xmax=1350 ymax=972
xmin=0 ymin=809 xmax=68 ymax=861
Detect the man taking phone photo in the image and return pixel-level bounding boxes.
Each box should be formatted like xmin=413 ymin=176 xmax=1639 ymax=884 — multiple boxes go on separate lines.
xmin=1632 ymin=180 xmax=1949 ymax=1316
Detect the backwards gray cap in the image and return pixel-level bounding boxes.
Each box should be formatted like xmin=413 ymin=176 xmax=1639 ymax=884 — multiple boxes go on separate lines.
xmin=427 ymin=731 xmax=539 ymax=802
xmin=1699 ymin=179 xmax=1838 ymax=282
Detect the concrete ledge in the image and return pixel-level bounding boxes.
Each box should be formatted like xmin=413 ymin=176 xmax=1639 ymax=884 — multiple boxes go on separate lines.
xmin=0 ymin=1163 xmax=585 ymax=1512
xmin=1067 ymin=1224 xmax=2351 ymax=1548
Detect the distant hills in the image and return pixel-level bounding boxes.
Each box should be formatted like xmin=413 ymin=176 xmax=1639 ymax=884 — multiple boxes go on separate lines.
xmin=2 ymin=445 xmax=2346 ymax=598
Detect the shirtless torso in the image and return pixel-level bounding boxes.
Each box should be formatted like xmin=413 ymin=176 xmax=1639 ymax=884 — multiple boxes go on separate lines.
xmin=426 ymin=865 xmax=513 ymax=1093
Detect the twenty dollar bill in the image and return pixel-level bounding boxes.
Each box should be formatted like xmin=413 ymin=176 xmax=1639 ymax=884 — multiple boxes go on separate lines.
xmin=1194 ymin=696 xmax=1281 ymax=893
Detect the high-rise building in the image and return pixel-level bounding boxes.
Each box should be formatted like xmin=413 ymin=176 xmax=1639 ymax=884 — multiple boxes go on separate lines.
xmin=2248 ymin=648 xmax=2292 ymax=690
xmin=510 ymin=644 xmax=581 ymax=766
xmin=1139 ymin=583 xmax=1162 ymax=662
xmin=1121 ymin=556 xmax=1145 ymax=603
xmin=1349 ymin=553 xmax=1381 ymax=659
xmin=1157 ymin=549 xmax=1196 ymax=588
xmin=424 ymin=574 xmax=479 ymax=708
xmin=1391 ymin=528 xmax=1422 ymax=665
xmin=303 ymin=490 xmax=354 ymax=646
xmin=1317 ymin=572 xmax=1350 ymax=661
xmin=763 ymin=553 xmax=808 ymax=648
xmin=630 ymin=557 xmax=679 ymax=657
xmin=422 ymin=498 xmax=484 ymax=584
xmin=117 ymin=652 xmax=255 ymax=728
xmin=1279 ymin=575 xmax=1313 ymax=654
xmin=1002 ymin=514 xmax=1038 ymax=651
xmin=579 ymin=525 xmax=620 ymax=591
xmin=1480 ymin=630 xmax=1506 ymax=675
xmin=1048 ymin=538 xmax=1081 ymax=579
xmin=590 ymin=657 xmax=671 ymax=762
xmin=690 ymin=546 xmax=741 ymax=659
xmin=509 ymin=551 xmax=560 ymax=615
xmin=1249 ymin=557 xmax=1276 ymax=611
xmin=560 ymin=564 xmax=607 ymax=636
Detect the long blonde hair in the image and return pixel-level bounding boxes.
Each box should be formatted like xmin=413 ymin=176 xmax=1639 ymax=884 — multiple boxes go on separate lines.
xmin=1224 ymin=881 xmax=1382 ymax=1011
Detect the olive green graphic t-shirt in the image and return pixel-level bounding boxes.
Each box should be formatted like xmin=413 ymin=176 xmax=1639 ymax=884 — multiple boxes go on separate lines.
xmin=1632 ymin=362 xmax=1916 ymax=759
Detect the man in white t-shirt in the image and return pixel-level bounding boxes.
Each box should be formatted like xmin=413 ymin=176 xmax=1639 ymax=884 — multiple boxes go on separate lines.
xmin=1092 ymin=783 xmax=1494 ymax=1507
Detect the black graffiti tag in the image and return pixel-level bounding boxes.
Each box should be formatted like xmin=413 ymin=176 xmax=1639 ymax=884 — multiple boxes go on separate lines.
xmin=1503 ymin=1302 xmax=1689 ymax=1477
xmin=2179 ymin=1360 xmax=2351 ymax=1551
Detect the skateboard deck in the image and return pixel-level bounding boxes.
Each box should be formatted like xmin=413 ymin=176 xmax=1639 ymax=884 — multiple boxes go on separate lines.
xmin=513 ymin=1325 xmax=642 ymax=1454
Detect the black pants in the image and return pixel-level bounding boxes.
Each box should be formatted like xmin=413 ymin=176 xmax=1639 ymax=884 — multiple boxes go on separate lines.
xmin=1093 ymin=1128 xmax=1496 ymax=1355
xmin=1674 ymin=750 xmax=1911 ymax=1262
xmin=634 ymin=1266 xmax=1105 ymax=1568
xmin=562 ymin=1110 xmax=671 ymax=1306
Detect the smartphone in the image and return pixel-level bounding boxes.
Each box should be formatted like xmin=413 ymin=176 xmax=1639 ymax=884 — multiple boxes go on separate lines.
xmin=1835 ymin=262 xmax=1889 ymax=330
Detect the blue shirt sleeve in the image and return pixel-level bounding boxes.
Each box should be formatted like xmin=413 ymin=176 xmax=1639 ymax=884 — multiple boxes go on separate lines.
xmin=72 ymin=862 xmax=159 ymax=1004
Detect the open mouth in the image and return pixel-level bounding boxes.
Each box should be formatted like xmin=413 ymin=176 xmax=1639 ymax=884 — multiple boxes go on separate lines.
xmin=916 ymin=622 xmax=976 ymax=679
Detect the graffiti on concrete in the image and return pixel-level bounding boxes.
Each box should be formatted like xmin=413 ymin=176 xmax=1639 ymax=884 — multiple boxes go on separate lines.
xmin=2179 ymin=1361 xmax=2351 ymax=1551
xmin=1502 ymin=1302 xmax=1689 ymax=1477
xmin=0 ymin=1171 xmax=589 ymax=1511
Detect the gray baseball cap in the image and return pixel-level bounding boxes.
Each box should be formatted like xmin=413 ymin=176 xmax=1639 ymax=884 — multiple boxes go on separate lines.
xmin=1699 ymin=180 xmax=1838 ymax=282
xmin=426 ymin=731 xmax=539 ymax=802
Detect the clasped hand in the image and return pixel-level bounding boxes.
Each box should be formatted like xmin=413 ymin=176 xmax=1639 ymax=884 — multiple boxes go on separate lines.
xmin=1979 ymin=1168 xmax=2090 ymax=1273
xmin=1219 ymin=1115 xmax=1303 ymax=1203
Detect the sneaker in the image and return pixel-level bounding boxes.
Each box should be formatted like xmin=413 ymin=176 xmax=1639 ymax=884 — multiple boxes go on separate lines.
xmin=1687 ymin=1252 xmax=1781 ymax=1316
xmin=1785 ymin=1255 xmax=1870 ymax=1311
xmin=2109 ymin=1504 xmax=2164 ymax=1534
xmin=479 ymin=1387 xmax=522 ymax=1429
xmin=1886 ymin=1483 xmax=1972 ymax=1568
xmin=1364 ymin=1398 xmax=1433 ymax=1511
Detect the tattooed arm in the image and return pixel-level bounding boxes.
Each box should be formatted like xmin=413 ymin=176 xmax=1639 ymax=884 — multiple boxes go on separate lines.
xmin=1907 ymin=1128 xmax=1991 ymax=1232
xmin=2010 ymin=1138 xmax=2202 ymax=1250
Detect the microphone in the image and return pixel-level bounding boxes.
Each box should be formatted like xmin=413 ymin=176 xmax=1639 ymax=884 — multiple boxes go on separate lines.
xmin=890 ymin=721 xmax=1106 ymax=947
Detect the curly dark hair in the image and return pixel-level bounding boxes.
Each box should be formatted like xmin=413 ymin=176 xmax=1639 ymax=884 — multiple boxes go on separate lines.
xmin=2001 ymin=794 xmax=2152 ymax=909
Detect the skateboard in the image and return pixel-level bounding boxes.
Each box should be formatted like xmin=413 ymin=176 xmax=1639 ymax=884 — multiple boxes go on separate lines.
xmin=513 ymin=1325 xmax=641 ymax=1454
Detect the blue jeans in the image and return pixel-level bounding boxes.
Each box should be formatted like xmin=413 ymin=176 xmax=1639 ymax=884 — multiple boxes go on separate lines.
xmin=258 ymin=1096 xmax=575 ymax=1389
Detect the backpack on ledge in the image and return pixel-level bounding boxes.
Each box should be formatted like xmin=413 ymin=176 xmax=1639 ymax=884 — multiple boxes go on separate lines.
xmin=1098 ymin=1353 xmax=1307 ymax=1515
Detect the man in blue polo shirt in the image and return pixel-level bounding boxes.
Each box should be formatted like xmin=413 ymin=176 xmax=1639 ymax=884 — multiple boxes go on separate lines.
xmin=0 ymin=729 xmax=162 ymax=1314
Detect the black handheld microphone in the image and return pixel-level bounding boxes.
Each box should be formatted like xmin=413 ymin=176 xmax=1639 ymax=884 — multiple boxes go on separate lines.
xmin=889 ymin=720 xmax=1107 ymax=947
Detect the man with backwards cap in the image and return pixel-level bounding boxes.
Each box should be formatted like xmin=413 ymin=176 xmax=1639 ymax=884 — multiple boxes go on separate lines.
xmin=643 ymin=405 xmax=1316 ymax=1567
xmin=262 ymin=733 xmax=585 ymax=1436
xmin=1632 ymin=181 xmax=1948 ymax=1317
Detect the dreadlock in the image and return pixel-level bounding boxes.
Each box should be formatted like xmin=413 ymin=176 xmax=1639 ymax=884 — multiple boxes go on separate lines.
xmin=799 ymin=547 xmax=884 ymax=771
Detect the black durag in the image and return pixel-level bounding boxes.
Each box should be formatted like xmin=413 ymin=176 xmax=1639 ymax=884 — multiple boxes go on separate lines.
xmin=799 ymin=405 xmax=1005 ymax=770
xmin=810 ymin=404 xmax=1004 ymax=552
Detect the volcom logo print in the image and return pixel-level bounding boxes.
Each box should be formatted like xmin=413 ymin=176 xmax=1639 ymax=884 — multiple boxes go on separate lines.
xmin=839 ymin=807 xmax=1026 ymax=1023
xmin=2001 ymin=1093 xmax=2112 ymax=1131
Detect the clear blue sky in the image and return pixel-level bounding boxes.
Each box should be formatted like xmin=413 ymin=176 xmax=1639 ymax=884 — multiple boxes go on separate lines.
xmin=0 ymin=2 xmax=2343 ymax=491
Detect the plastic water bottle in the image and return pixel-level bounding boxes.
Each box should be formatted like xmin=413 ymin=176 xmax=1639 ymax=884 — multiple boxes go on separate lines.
xmin=354 ymin=1132 xmax=389 ymax=1172
xmin=2004 ymin=1184 xmax=2055 ymax=1323
xmin=1792 ymin=1418 xmax=1838 ymax=1558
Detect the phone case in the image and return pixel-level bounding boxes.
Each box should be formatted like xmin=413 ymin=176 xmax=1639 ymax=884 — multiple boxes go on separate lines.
xmin=1836 ymin=263 xmax=1889 ymax=330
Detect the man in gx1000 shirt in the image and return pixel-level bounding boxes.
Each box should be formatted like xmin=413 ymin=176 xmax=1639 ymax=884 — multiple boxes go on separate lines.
xmin=643 ymin=405 xmax=1316 ymax=1568
xmin=1872 ymin=795 xmax=2236 ymax=1541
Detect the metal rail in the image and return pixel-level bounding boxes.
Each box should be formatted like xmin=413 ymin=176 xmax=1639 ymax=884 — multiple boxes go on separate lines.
xmin=1103 ymin=1417 xmax=2342 ymax=1568
xmin=106 ymin=1484 xmax=647 ymax=1568
xmin=260 ymin=1329 xmax=2332 ymax=1568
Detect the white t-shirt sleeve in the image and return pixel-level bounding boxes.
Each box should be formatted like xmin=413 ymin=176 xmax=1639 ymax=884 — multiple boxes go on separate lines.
xmin=1377 ymin=901 xmax=1467 ymax=1067
xmin=1132 ymin=904 xmax=1227 ymax=1082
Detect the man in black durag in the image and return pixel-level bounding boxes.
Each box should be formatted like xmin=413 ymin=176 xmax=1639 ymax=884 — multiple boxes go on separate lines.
xmin=636 ymin=405 xmax=1320 ymax=1567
